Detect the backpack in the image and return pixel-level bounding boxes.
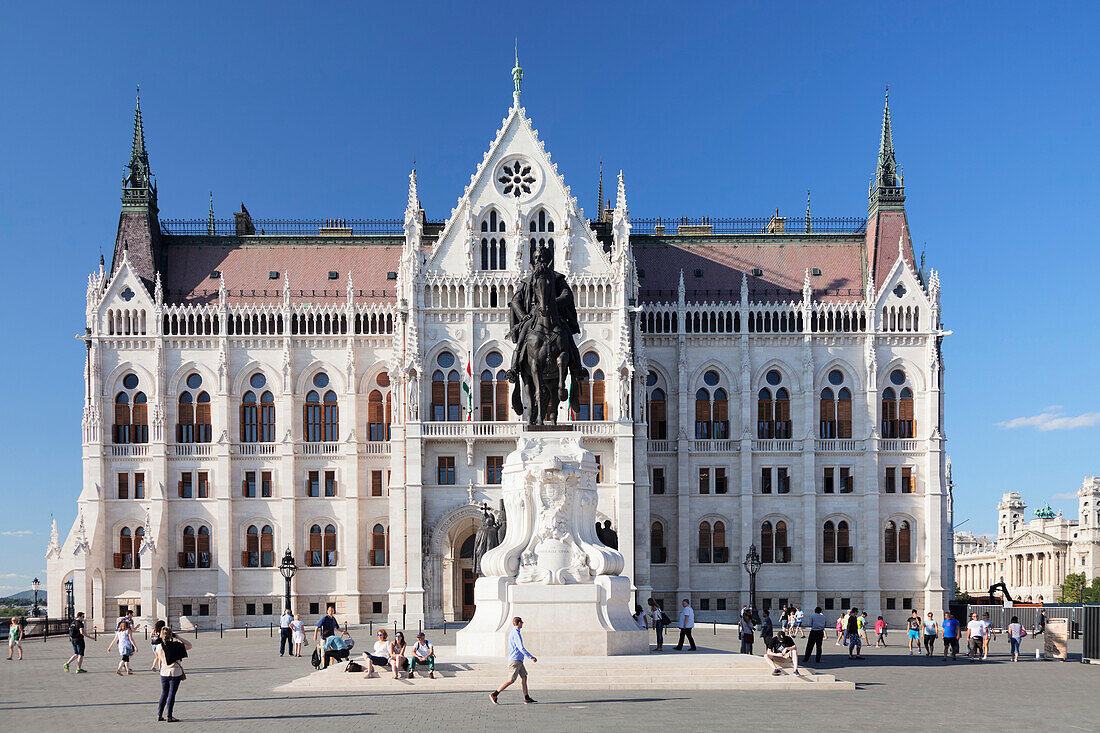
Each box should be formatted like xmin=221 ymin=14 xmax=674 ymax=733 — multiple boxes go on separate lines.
xmin=310 ymin=647 xmax=322 ymax=669
xmin=68 ymin=622 xmax=80 ymax=640
xmin=345 ymin=661 xmax=364 ymax=673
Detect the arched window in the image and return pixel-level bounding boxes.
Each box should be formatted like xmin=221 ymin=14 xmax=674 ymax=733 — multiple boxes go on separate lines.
xmin=370 ymin=523 xmax=388 ymax=566
xmin=480 ymin=210 xmax=507 ymax=270
xmin=882 ymin=369 xmax=915 ymax=438
xmin=244 ymin=525 xmax=260 ymax=567
xmin=261 ymin=525 xmax=274 ymax=567
xmin=898 ymin=520 xmax=912 ymax=562
xmin=698 ymin=521 xmax=712 ymax=563
xmin=695 ymin=389 xmax=712 ymax=439
xmin=713 ymin=521 xmax=728 ymax=563
xmin=836 ymin=520 xmax=851 ymax=563
xmin=648 ymin=388 xmax=667 ymax=439
xmin=179 ymin=525 xmax=211 ymax=569
xmin=819 ymin=369 xmax=852 ymax=439
xmin=651 ymin=521 xmax=667 ymax=564
xmin=241 ymin=374 xmax=275 ymax=443
xmin=367 ymin=389 xmax=391 ymax=441
xmin=529 ymin=209 xmax=555 ymax=266
xmin=823 ymin=521 xmax=836 ymax=563
xmin=241 ymin=391 xmax=258 ymax=442
xmin=762 ymin=520 xmax=790 ymax=563
xmin=774 ymin=388 xmax=791 ymax=438
xmin=695 ymin=371 xmax=729 ymax=439
xmin=578 ymin=353 xmax=606 ymax=421
xmin=761 ymin=521 xmax=774 ymax=563
xmin=176 ymin=373 xmax=211 ymax=443
xmin=774 ymin=520 xmax=790 ymax=563
xmin=259 ymin=391 xmax=275 ymax=442
xmin=116 ymin=527 xmax=135 ymax=569
xmin=322 ymin=390 xmax=339 ymax=441
xmin=884 ymin=520 xmax=898 ymax=562
xmin=134 ymin=527 xmax=144 ymax=568
xmin=113 ymin=373 xmax=148 ymax=444
xmin=324 ymin=524 xmax=337 ymax=566
xmin=430 ymin=352 xmax=462 ymax=421
xmin=308 ymin=524 xmax=322 ymax=567
xmin=757 ymin=369 xmax=791 ymax=439
xmin=304 ymin=391 xmax=322 ymax=441
xmin=479 ymin=352 xmax=509 ymax=421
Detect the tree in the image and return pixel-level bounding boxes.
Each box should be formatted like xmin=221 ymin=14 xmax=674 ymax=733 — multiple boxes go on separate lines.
xmin=1058 ymin=573 xmax=1087 ymax=603
xmin=953 ymin=583 xmax=970 ymax=603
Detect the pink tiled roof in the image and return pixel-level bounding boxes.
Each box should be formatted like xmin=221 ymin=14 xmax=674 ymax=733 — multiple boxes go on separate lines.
xmin=865 ymin=210 xmax=916 ymax=290
xmin=633 ymin=237 xmax=867 ymax=303
xmin=161 ymin=239 xmax=402 ymax=304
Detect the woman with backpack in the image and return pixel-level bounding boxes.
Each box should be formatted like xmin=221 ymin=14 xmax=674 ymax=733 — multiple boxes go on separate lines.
xmin=154 ymin=627 xmax=191 ymax=722
xmin=647 ymin=598 xmax=666 ymax=651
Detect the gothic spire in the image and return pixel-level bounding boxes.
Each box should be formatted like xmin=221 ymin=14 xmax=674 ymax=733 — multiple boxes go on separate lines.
xmin=869 ymin=87 xmax=904 ymax=208
xmin=805 ymin=189 xmax=812 ymax=233
xmin=597 ymin=159 xmax=604 ymax=220
xmin=207 ymin=192 xmax=216 ymax=235
xmin=126 ymin=86 xmax=152 ymax=191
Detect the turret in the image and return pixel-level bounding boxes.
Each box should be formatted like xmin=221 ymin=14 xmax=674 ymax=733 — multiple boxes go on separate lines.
xmin=110 ymin=87 xmax=161 ymax=289
xmin=997 ymin=492 xmax=1026 ymax=540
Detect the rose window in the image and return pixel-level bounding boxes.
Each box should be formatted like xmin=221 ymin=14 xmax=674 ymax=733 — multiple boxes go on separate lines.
xmin=498 ymin=160 xmax=536 ymax=197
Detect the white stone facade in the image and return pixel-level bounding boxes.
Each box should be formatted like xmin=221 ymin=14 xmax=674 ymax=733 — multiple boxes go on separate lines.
xmin=47 ymin=81 xmax=951 ymax=632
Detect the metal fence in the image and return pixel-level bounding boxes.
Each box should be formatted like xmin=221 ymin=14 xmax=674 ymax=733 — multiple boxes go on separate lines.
xmin=0 ymin=617 xmax=71 ymax=641
xmin=159 ymin=218 xmax=407 ymax=236
xmin=632 ymin=216 xmax=867 ymax=235
xmin=1084 ymin=605 xmax=1100 ymax=662
xmin=966 ymin=604 xmax=1084 ymax=636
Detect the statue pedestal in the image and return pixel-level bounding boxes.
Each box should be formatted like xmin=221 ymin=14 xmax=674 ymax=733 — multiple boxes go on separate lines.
xmin=456 ymin=432 xmax=648 ymax=657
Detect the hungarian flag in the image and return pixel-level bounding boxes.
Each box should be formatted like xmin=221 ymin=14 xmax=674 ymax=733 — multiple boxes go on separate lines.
xmin=463 ymin=354 xmax=474 ymax=421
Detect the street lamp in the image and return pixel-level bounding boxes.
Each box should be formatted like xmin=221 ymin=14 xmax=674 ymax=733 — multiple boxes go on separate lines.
xmin=31 ymin=577 xmax=41 ymax=617
xmin=64 ymin=579 xmax=74 ymax=621
xmin=279 ymin=548 xmax=297 ymax=613
xmin=743 ymin=544 xmax=762 ymax=620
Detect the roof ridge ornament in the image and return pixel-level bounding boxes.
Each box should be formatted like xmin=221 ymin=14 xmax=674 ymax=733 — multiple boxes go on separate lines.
xmin=869 ymin=86 xmax=904 ymax=209
xmin=512 ymin=39 xmax=523 ymax=107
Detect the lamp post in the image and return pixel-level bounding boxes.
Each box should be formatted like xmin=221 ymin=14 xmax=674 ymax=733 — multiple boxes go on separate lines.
xmin=743 ymin=544 xmax=762 ymax=620
xmin=31 ymin=577 xmax=41 ymax=617
xmin=64 ymin=579 xmax=74 ymax=621
xmin=279 ymin=548 xmax=297 ymax=613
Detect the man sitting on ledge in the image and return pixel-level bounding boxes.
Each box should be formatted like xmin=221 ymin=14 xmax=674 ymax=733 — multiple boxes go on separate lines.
xmin=321 ymin=630 xmax=353 ymax=669
xmin=410 ymin=632 xmax=436 ymax=679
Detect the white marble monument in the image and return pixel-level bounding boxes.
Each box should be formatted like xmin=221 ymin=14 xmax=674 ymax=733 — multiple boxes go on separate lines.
xmin=456 ymin=432 xmax=649 ymax=657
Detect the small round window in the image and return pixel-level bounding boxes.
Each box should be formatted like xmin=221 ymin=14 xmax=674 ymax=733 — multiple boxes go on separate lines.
xmin=122 ymin=373 xmax=139 ymax=390
xmin=766 ymin=369 xmax=782 ymax=386
xmin=186 ymin=373 xmax=203 ymax=389
xmin=437 ymin=351 xmax=455 ymax=369
xmin=582 ymin=351 xmax=600 ymax=368
xmin=376 ymin=372 xmax=390 ymax=388
xmin=828 ymin=369 xmax=844 ymax=386
xmin=250 ymin=373 xmax=267 ymax=389
xmin=703 ymin=370 xmax=720 ymax=386
xmin=646 ymin=371 xmax=658 ymax=387
xmin=486 ymin=351 xmax=503 ymax=368
xmin=890 ymin=369 xmax=906 ymax=386
xmin=313 ymin=373 xmax=329 ymax=388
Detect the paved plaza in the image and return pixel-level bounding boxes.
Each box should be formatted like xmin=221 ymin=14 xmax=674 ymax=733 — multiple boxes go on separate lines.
xmin=1 ymin=626 xmax=1097 ymax=732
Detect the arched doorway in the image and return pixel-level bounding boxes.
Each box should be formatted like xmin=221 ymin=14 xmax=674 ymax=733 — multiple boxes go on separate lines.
xmin=424 ymin=503 xmax=486 ymax=626
xmin=456 ymin=532 xmax=477 ymax=621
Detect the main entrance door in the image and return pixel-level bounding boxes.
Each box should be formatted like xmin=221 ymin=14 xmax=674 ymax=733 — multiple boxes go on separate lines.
xmin=458 ymin=534 xmax=476 ymax=621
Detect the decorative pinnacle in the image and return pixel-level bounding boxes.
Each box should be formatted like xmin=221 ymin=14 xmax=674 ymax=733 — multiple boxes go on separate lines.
xmin=406 ymin=168 xmax=420 ymax=215
xmin=127 ymin=85 xmax=151 ymax=188
xmin=207 ymin=192 xmax=215 ymax=235
xmin=616 ymin=170 xmax=627 ymax=214
xmin=805 ymin=189 xmax=812 ymax=233
xmin=879 ymin=86 xmax=894 ymax=162
xmin=597 ymin=159 xmax=604 ymax=218
xmin=512 ymin=39 xmax=523 ymax=105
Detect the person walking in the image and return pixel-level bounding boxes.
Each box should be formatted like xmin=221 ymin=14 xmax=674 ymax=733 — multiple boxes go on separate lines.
xmin=738 ymin=608 xmax=755 ymax=655
xmin=846 ymin=607 xmax=863 ymax=659
xmin=778 ymin=606 xmax=790 ymax=635
xmin=906 ymin=610 xmax=921 ymax=655
xmin=313 ymin=604 xmax=340 ymax=646
xmin=489 ymin=617 xmax=537 ymax=705
xmin=803 ymin=606 xmax=827 ymax=664
xmin=874 ymin=616 xmax=888 ymax=647
xmin=965 ymin=612 xmax=986 ymax=662
xmin=674 ymin=599 xmax=696 ymax=651
xmin=106 ymin=619 xmax=136 ymax=675
xmin=760 ymin=609 xmax=774 ymax=650
xmin=410 ymin=632 xmax=436 ymax=678
xmin=794 ymin=607 xmax=806 ymax=638
xmin=7 ymin=616 xmax=23 ymax=661
xmin=154 ymin=627 xmax=192 ymax=722
xmin=835 ymin=614 xmax=845 ymax=645
xmin=857 ymin=611 xmax=869 ymax=645
xmin=279 ymin=608 xmax=294 ymax=657
xmin=647 ymin=598 xmax=666 ymax=652
xmin=1007 ymin=616 xmax=1025 ymax=662
xmin=941 ymin=612 xmax=960 ymax=661
xmin=922 ymin=612 xmax=939 ymax=657
xmin=290 ymin=614 xmax=305 ymax=657
xmin=1033 ymin=606 xmax=1047 ymax=638
xmin=981 ymin=612 xmax=994 ymax=660
xmin=64 ymin=612 xmax=93 ymax=673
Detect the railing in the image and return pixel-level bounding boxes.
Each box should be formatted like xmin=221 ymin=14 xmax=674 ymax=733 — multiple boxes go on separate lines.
xmin=647 ymin=440 xmax=673 ymax=453
xmin=302 ymin=442 xmax=341 ymax=455
xmin=815 ymin=439 xmax=863 ymax=452
xmin=419 ymin=421 xmax=617 ymax=438
xmin=363 ymin=442 xmax=392 ymax=455
xmin=689 ymin=439 xmax=737 ymax=453
xmin=109 ymin=445 xmax=149 ymax=457
xmin=233 ymin=443 xmax=278 ymax=457
xmin=631 ymin=216 xmax=867 ymax=235
xmin=160 ymin=218 xmax=408 ymax=236
xmin=169 ymin=444 xmax=213 ymax=457
xmin=880 ymin=439 xmax=920 ymax=452
xmin=752 ymin=439 xmax=798 ymax=452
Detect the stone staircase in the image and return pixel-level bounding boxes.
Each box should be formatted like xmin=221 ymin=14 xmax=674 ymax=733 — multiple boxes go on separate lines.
xmin=276 ymin=646 xmax=854 ymax=692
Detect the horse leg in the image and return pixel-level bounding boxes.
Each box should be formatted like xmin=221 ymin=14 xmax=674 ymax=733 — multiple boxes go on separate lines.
xmin=523 ymin=367 xmax=538 ymax=427
xmin=557 ymin=350 xmax=569 ymax=402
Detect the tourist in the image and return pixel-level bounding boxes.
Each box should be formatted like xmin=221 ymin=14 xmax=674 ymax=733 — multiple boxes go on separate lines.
xmin=321 ymin=630 xmax=352 ymax=669
xmin=738 ymin=608 xmax=755 ymax=654
xmin=922 ymin=612 xmax=939 ymax=657
xmin=116 ymin=609 xmax=137 ymax=633
xmin=290 ymin=614 xmax=306 ymax=657
xmin=794 ymin=607 xmax=806 ymax=638
xmin=154 ymin=627 xmax=191 ymax=723
xmin=779 ymin=606 xmax=790 ymax=635
xmin=64 ymin=612 xmax=92 ymax=673
xmin=835 ymin=614 xmax=845 ymax=645
xmin=7 ymin=616 xmax=23 ymax=661
xmin=674 ymin=598 xmax=696 ymax=651
xmin=388 ymin=631 xmax=408 ymax=679
xmin=981 ymin=612 xmax=994 ymax=660
xmin=1007 ymin=616 xmax=1025 ymax=662
xmin=313 ymin=604 xmax=340 ymax=645
xmin=107 ymin=619 xmax=136 ymax=675
xmin=489 ymin=617 xmax=537 ymax=705
xmin=149 ymin=619 xmax=166 ymax=671
xmin=647 ymin=598 xmax=667 ymax=651
xmin=410 ymin=632 xmax=435 ymax=678
xmin=1033 ymin=606 xmax=1047 ymax=638
xmin=875 ymin=616 xmax=888 ymax=647
xmin=906 ymin=610 xmax=921 ymax=655
xmin=846 ymin=607 xmax=863 ymax=659
xmin=633 ymin=604 xmax=649 ymax=631
xmin=858 ymin=611 xmax=869 ymax=645
xmin=279 ymin=608 xmax=294 ymax=657
xmin=363 ymin=629 xmax=391 ymax=678
xmin=803 ymin=606 xmax=827 ymax=664
xmin=764 ymin=632 xmax=801 ymax=677
xmin=761 ymin=608 xmax=774 ymax=650
xmin=941 ymin=612 xmax=960 ymax=661
xmin=966 ymin=612 xmax=985 ymax=662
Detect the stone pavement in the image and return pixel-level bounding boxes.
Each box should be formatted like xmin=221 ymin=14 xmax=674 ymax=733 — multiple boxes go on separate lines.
xmin=0 ymin=625 xmax=1097 ymax=732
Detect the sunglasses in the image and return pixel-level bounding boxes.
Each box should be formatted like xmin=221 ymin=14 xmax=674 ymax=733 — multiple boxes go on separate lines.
xmin=396 ymin=634 xmax=404 ymax=638
xmin=377 ymin=633 xmax=384 ymax=637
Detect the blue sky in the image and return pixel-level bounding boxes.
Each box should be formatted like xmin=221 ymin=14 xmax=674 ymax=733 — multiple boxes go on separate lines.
xmin=1 ymin=1 xmax=1098 ymax=592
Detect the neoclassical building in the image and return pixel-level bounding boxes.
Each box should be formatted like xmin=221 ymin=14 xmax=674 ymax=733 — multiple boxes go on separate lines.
xmin=47 ymin=67 xmax=951 ymax=631
xmin=954 ymin=480 xmax=1100 ymax=602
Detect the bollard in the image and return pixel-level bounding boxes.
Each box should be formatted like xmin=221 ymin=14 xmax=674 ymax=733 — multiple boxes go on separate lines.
xmin=270 ymin=622 xmax=273 ymax=638
xmin=713 ymin=620 xmax=717 ymax=635
xmin=1035 ymin=648 xmax=1042 ymax=660
xmin=369 ymin=621 xmax=373 ymax=636
xmin=393 ymin=620 xmax=397 ymax=637
xmin=443 ymin=620 xmax=447 ymax=635
xmin=93 ymin=626 xmax=98 ymax=641
xmin=220 ymin=624 xmax=224 ymax=639
xmin=194 ymin=626 xmax=198 ymax=640
xmin=245 ymin=623 xmax=249 ymax=639
xmin=418 ymin=620 xmax=422 ymax=635
xmin=145 ymin=626 xmax=149 ymax=640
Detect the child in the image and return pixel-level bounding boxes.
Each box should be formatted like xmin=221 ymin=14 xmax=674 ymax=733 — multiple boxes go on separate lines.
xmin=875 ymin=616 xmax=888 ymax=647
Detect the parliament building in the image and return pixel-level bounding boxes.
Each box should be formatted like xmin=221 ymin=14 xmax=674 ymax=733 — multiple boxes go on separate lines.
xmin=47 ymin=67 xmax=952 ymax=631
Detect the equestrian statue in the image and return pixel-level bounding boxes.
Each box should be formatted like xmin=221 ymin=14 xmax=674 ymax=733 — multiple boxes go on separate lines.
xmin=506 ymin=243 xmax=586 ymax=425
